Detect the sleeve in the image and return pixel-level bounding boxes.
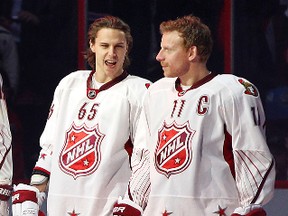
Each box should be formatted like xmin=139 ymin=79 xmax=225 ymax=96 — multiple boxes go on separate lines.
xmin=0 ymin=74 xmax=13 ymax=186
xmin=128 ymin=78 xmax=151 ymax=144
xmin=222 ymin=77 xmax=275 ymax=208
xmin=124 ymin=92 xmax=151 ymax=210
xmin=31 ymin=81 xmax=62 ymax=179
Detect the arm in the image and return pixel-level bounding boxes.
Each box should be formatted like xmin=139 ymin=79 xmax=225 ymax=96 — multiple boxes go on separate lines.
xmin=11 ymin=129 xmax=52 ymax=216
xmin=12 ymin=81 xmax=62 ymax=216
xmin=224 ymin=77 xmax=276 ymax=215
xmin=114 ymin=86 xmax=151 ymax=215
xmin=113 ymin=148 xmax=151 ymax=216
xmin=12 ymin=135 xmax=53 ymax=216
xmin=0 ymin=75 xmax=13 ymax=216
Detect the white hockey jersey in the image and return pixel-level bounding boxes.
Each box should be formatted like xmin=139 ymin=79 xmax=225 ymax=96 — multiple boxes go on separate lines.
xmin=128 ymin=73 xmax=275 ymax=215
xmin=33 ymin=70 xmax=151 ymax=215
xmin=0 ymin=74 xmax=12 ymax=186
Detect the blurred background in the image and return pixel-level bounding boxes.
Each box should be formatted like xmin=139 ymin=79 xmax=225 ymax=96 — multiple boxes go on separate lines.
xmin=0 ymin=0 xmax=288 ymax=191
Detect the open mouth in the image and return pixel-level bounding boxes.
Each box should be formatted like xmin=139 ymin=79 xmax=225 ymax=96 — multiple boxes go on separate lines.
xmin=105 ymin=60 xmax=117 ymax=66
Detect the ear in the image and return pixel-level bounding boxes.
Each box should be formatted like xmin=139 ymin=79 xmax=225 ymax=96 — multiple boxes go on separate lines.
xmin=90 ymin=40 xmax=96 ymax=53
xmin=124 ymin=44 xmax=129 ymax=54
xmin=188 ymin=46 xmax=197 ymax=61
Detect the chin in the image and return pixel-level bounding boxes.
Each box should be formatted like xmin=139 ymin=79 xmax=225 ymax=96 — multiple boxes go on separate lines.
xmin=164 ymin=72 xmax=176 ymax=78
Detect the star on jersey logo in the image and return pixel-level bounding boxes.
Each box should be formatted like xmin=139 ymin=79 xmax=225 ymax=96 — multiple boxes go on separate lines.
xmin=71 ymin=134 xmax=77 ymax=142
xmin=213 ymin=205 xmax=227 ymax=216
xmin=83 ymin=159 xmax=89 ymax=166
xmin=174 ymin=158 xmax=181 ymax=164
xmin=68 ymin=209 xmax=80 ymax=216
xmin=162 ymin=133 xmax=167 ymax=142
xmin=162 ymin=209 xmax=173 ymax=215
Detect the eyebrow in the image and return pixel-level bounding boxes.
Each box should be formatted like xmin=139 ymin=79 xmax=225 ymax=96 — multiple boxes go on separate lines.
xmin=99 ymin=41 xmax=126 ymax=45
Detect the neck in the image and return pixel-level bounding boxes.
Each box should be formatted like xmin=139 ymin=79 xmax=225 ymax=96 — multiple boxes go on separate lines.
xmin=179 ymin=65 xmax=210 ymax=86
xmin=94 ymin=69 xmax=124 ymax=83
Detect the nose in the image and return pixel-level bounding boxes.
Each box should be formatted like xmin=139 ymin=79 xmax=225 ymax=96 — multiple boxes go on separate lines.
xmin=156 ymin=50 xmax=163 ymax=62
xmin=108 ymin=46 xmax=116 ymax=56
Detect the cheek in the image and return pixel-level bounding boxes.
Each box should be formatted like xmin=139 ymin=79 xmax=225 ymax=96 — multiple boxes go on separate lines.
xmin=169 ymin=55 xmax=182 ymax=67
xmin=173 ymin=58 xmax=189 ymax=73
xmin=118 ymin=51 xmax=127 ymax=62
xmin=95 ymin=52 xmax=105 ymax=66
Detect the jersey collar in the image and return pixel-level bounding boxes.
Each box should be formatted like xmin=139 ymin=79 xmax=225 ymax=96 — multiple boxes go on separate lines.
xmin=175 ymin=72 xmax=216 ymax=96
xmin=87 ymin=70 xmax=129 ymax=99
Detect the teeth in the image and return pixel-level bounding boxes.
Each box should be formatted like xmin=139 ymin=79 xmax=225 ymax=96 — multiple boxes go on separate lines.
xmin=105 ymin=60 xmax=116 ymax=65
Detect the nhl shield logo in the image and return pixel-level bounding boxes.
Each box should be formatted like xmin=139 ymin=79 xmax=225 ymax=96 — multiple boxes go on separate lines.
xmin=155 ymin=121 xmax=195 ymax=178
xmin=59 ymin=123 xmax=105 ymax=179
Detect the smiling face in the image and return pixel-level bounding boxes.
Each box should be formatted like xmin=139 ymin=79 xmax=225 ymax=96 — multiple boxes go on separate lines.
xmin=156 ymin=31 xmax=191 ymax=78
xmin=90 ymin=28 xmax=128 ymax=82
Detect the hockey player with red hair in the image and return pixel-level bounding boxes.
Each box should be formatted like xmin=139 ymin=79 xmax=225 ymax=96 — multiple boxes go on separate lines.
xmin=113 ymin=15 xmax=275 ymax=216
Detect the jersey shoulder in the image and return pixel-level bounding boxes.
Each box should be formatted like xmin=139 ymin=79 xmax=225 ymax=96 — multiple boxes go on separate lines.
xmin=57 ymin=70 xmax=91 ymax=89
xmin=213 ymin=74 xmax=260 ymax=99
xmin=148 ymin=77 xmax=176 ymax=92
xmin=125 ymin=75 xmax=152 ymax=87
xmin=124 ymin=75 xmax=152 ymax=95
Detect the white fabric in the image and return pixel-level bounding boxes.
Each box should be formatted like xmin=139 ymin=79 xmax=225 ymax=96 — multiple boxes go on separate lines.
xmin=233 ymin=204 xmax=262 ymax=214
xmin=0 ymin=74 xmax=12 ymax=186
xmin=12 ymin=184 xmax=46 ymax=216
xmin=129 ymin=74 xmax=275 ymax=215
xmin=33 ymin=71 xmax=150 ymax=215
xmin=30 ymin=174 xmax=49 ymax=186
xmin=124 ymin=147 xmax=150 ymax=209
xmin=0 ymin=200 xmax=9 ymax=216
xmin=32 ymin=148 xmax=52 ymax=177
xmin=12 ymin=201 xmax=38 ymax=216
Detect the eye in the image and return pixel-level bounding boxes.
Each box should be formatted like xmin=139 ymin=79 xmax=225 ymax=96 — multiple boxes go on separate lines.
xmin=116 ymin=44 xmax=125 ymax=49
xmin=99 ymin=42 xmax=109 ymax=48
xmin=161 ymin=48 xmax=170 ymax=53
xmin=100 ymin=43 xmax=109 ymax=48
